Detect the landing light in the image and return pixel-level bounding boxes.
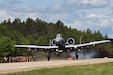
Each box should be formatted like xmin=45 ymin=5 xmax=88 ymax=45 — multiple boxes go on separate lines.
xmin=56 ymin=49 xmax=58 ymax=51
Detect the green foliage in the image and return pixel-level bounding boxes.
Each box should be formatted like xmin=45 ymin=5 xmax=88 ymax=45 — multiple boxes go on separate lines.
xmin=0 ymin=37 xmax=15 ymax=57
xmin=0 ymin=17 xmax=112 ymax=58
xmin=35 ymin=37 xmax=48 ymax=45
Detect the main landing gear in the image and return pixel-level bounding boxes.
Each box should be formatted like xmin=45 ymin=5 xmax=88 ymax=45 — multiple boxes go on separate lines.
xmin=75 ymin=50 xmax=78 ymax=60
xmin=47 ymin=51 xmax=51 ymax=61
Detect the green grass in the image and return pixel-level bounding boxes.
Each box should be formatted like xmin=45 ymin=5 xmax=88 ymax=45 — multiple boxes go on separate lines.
xmin=2 ymin=62 xmax=113 ymax=75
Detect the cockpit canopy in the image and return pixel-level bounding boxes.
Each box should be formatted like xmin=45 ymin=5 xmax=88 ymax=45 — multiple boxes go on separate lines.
xmin=56 ymin=33 xmax=62 ymax=38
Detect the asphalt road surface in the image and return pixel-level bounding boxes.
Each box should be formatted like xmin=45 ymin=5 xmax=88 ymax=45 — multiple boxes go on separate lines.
xmin=0 ymin=58 xmax=113 ymax=74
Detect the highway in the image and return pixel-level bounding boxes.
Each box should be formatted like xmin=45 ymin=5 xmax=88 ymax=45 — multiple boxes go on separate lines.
xmin=0 ymin=58 xmax=113 ymax=74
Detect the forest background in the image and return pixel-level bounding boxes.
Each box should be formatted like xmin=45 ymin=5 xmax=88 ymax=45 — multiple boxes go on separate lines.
xmin=0 ymin=18 xmax=113 ymax=62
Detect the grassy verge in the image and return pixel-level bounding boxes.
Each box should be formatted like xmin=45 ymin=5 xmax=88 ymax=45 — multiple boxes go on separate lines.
xmin=2 ymin=62 xmax=113 ymax=75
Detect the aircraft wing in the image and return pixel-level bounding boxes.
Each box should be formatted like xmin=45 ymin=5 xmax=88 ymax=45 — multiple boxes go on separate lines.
xmin=14 ymin=45 xmax=58 ymax=49
xmin=65 ymin=40 xmax=110 ymax=48
xmin=14 ymin=40 xmax=110 ymax=51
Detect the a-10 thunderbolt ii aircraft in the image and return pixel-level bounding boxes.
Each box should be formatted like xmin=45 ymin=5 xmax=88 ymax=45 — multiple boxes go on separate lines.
xmin=14 ymin=33 xmax=110 ymax=61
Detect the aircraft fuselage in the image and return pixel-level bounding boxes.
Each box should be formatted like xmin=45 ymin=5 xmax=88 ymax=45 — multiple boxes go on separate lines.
xmin=54 ymin=33 xmax=65 ymax=49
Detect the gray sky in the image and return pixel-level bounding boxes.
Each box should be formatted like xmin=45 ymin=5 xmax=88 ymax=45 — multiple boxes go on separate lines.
xmin=0 ymin=0 xmax=113 ymax=38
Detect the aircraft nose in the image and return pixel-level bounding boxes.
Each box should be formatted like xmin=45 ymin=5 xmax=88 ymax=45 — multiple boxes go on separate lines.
xmin=55 ymin=39 xmax=59 ymax=42
xmin=55 ymin=41 xmax=60 ymax=46
xmin=55 ymin=39 xmax=60 ymax=45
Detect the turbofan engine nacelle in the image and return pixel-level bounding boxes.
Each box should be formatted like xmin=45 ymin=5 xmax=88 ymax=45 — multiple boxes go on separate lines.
xmin=51 ymin=39 xmax=56 ymax=46
xmin=66 ymin=38 xmax=75 ymax=45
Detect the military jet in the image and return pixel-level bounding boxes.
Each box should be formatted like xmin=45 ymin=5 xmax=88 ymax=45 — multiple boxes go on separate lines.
xmin=14 ymin=33 xmax=110 ymax=61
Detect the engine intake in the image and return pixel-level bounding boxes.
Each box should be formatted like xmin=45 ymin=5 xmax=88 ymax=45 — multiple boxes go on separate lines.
xmin=51 ymin=39 xmax=56 ymax=46
xmin=66 ymin=38 xmax=75 ymax=45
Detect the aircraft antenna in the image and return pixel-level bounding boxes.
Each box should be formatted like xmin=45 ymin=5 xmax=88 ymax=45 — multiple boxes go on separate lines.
xmin=49 ymin=39 xmax=52 ymax=46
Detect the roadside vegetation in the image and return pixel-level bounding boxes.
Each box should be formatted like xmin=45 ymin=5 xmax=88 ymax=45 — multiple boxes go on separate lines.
xmin=0 ymin=17 xmax=113 ymax=62
xmin=1 ymin=62 xmax=113 ymax=75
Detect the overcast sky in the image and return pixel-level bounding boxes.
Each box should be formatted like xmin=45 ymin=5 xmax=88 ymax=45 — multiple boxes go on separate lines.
xmin=0 ymin=0 xmax=113 ymax=38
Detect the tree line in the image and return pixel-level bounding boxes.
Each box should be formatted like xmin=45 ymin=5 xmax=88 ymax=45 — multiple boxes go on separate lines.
xmin=0 ymin=17 xmax=113 ymax=62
